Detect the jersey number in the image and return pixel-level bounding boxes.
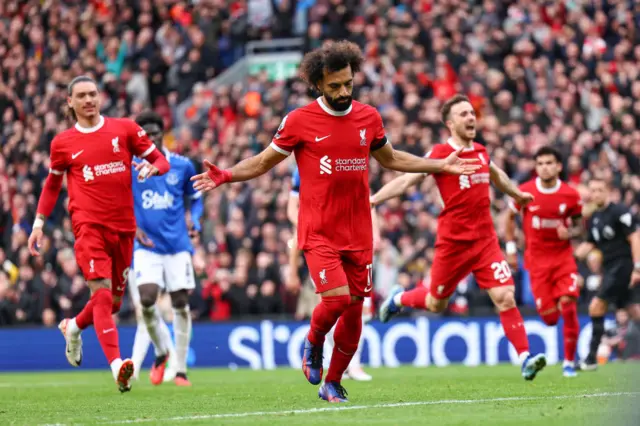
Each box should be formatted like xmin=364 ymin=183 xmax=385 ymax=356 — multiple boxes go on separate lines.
xmin=568 ymin=273 xmax=579 ymax=293
xmin=491 ymin=261 xmax=512 ymax=284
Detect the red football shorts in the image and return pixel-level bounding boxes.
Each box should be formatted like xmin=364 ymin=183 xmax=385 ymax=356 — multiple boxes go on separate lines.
xmin=527 ymin=257 xmax=580 ymax=313
xmin=74 ymin=224 xmax=135 ymax=312
xmin=303 ymin=246 xmax=373 ymax=298
xmin=430 ymin=237 xmax=514 ymax=300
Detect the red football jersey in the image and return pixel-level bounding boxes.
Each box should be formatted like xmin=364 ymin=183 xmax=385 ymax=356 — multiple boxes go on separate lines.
xmin=510 ymin=178 xmax=582 ymax=268
xmin=48 ymin=116 xmax=158 ymax=233
xmin=271 ymin=98 xmax=386 ymax=251
xmin=428 ymin=140 xmax=494 ymax=242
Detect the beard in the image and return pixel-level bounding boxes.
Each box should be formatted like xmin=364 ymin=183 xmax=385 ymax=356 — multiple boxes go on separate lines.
xmin=324 ymin=93 xmax=353 ymax=111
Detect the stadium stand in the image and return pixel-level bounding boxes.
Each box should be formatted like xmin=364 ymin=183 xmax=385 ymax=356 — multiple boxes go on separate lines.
xmin=1 ymin=0 xmax=639 ymax=326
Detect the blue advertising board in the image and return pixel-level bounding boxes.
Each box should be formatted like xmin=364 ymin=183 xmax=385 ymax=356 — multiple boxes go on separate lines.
xmin=0 ymin=316 xmax=613 ymax=372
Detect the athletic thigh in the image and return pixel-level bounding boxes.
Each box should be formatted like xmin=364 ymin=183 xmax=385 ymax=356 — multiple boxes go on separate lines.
xmin=304 ymin=246 xmax=348 ymax=294
xmin=164 ymin=251 xmax=196 ymax=293
xmin=342 ymin=249 xmax=374 ymax=298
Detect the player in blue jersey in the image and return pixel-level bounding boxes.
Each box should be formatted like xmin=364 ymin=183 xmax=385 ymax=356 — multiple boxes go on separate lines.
xmin=287 ymin=166 xmax=373 ymax=381
xmin=130 ymin=111 xmax=203 ymax=387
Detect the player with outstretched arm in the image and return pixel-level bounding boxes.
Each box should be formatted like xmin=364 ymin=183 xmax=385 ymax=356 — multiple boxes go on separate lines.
xmin=373 ymin=94 xmax=547 ymax=381
xmin=28 ymin=76 xmax=170 ymax=392
xmin=191 ymin=41 xmax=480 ymax=402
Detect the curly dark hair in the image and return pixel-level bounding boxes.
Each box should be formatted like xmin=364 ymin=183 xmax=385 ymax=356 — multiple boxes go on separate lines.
xmin=441 ymin=94 xmax=472 ymax=123
xmin=299 ymin=40 xmax=364 ymax=89
xmin=135 ymin=110 xmax=164 ymax=130
xmin=533 ymin=145 xmax=563 ymax=163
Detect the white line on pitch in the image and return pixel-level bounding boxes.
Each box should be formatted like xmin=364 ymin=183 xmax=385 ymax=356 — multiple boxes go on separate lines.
xmin=102 ymin=391 xmax=640 ymax=424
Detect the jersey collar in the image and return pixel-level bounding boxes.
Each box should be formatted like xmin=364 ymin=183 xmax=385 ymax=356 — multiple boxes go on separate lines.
xmin=75 ymin=115 xmax=105 ymax=134
xmin=447 ymin=138 xmax=474 ymax=152
xmin=535 ymin=177 xmax=561 ymax=194
xmin=316 ymin=97 xmax=352 ymax=116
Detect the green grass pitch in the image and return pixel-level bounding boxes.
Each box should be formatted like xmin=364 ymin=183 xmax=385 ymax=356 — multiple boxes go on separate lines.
xmin=1 ymin=363 xmax=639 ymax=425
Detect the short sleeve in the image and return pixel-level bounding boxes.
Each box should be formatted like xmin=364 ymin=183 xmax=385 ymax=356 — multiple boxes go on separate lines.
xmin=184 ymin=159 xmax=201 ymax=200
xmin=616 ymin=205 xmax=638 ymax=237
xmin=370 ymin=110 xmax=388 ymax=152
xmin=49 ymin=136 xmax=68 ymax=175
xmin=568 ymin=192 xmax=583 ymax=218
xmin=125 ymin=119 xmax=157 ymax=158
xmin=270 ymin=113 xmax=298 ymax=156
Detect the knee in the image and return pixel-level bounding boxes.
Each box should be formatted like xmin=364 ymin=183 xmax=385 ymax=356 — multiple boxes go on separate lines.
xmin=539 ymin=308 xmax=560 ymax=326
xmin=492 ymin=288 xmax=517 ymax=311
xmin=170 ymin=290 xmax=190 ymax=310
xmin=138 ymin=284 xmax=158 ymax=308
xmin=589 ymin=298 xmax=607 ymax=317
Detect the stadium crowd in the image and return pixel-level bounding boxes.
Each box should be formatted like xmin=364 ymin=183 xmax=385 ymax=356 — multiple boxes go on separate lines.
xmin=1 ymin=0 xmax=639 ymax=326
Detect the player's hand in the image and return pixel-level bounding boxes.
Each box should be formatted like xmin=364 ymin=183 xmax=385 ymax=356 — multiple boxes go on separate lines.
xmin=135 ymin=228 xmax=154 ymax=248
xmin=506 ymin=253 xmax=518 ymax=271
xmin=514 ymin=192 xmax=535 ymax=207
xmin=630 ymin=270 xmax=640 ymax=288
xmin=556 ymin=224 xmax=570 ymax=240
xmin=286 ymin=273 xmax=301 ymax=292
xmin=133 ymin=160 xmax=160 ymax=182
xmin=28 ymin=227 xmax=44 ymax=256
xmin=189 ymin=226 xmax=200 ymax=245
xmin=441 ymin=148 xmax=481 ymax=175
xmin=190 ymin=160 xmax=232 ymax=192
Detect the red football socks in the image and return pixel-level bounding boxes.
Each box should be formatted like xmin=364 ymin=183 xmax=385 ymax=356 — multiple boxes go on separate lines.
xmin=75 ymin=297 xmax=95 ymax=329
xmin=307 ymin=295 xmax=351 ymax=347
xmin=326 ymin=299 xmax=363 ymax=383
xmin=499 ymin=307 xmax=530 ymax=355
xmin=399 ymin=286 xmax=428 ymax=310
xmin=92 ymin=288 xmax=121 ymax=364
xmin=560 ymin=300 xmax=579 ymax=362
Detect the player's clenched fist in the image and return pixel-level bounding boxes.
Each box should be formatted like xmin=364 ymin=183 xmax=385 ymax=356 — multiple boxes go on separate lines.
xmin=28 ymin=227 xmax=44 ymax=256
xmin=132 ymin=160 xmax=160 ymax=182
xmin=441 ymin=148 xmax=482 ymax=175
xmin=631 ymin=270 xmax=640 ymax=288
xmin=513 ymin=192 xmax=535 ymax=208
xmin=191 ymin=160 xmax=232 ymax=192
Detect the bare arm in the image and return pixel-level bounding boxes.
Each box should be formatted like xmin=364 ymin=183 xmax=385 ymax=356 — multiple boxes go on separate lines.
xmin=191 ymin=146 xmax=289 ymax=192
xmin=504 ymin=208 xmax=519 ymax=268
xmin=568 ymin=216 xmax=584 ymax=239
xmin=489 ymin=163 xmax=524 ymax=199
xmin=370 ymin=172 xmax=426 ymax=206
xmin=286 ymin=193 xmax=299 ymax=227
xmin=371 ymin=143 xmax=480 ymax=175
xmin=574 ymin=242 xmax=595 ymax=260
xmin=228 ymin=146 xmax=289 ymax=182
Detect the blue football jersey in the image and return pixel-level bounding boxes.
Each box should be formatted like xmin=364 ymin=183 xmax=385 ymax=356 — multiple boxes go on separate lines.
xmin=291 ymin=167 xmax=300 ymax=196
xmin=132 ymin=149 xmax=203 ymax=255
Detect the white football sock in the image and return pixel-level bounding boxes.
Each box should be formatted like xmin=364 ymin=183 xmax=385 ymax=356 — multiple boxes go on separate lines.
xmin=156 ymin=308 xmax=176 ymax=361
xmin=110 ymin=358 xmax=123 ymax=380
xmin=519 ymin=351 xmax=531 ymax=365
xmin=173 ymin=305 xmax=192 ymax=374
xmin=68 ymin=318 xmax=81 ymax=336
xmin=142 ymin=305 xmax=168 ymax=356
xmin=132 ymin=321 xmax=150 ymax=377
xmin=393 ymin=292 xmax=403 ymax=307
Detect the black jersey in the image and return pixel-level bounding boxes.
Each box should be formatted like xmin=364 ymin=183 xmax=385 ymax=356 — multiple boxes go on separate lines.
xmin=587 ymin=203 xmax=638 ymax=266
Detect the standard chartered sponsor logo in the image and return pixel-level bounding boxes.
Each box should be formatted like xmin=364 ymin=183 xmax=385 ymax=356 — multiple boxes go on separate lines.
xmin=531 ymin=216 xmax=563 ymax=229
xmin=226 ymin=318 xmax=606 ymax=369
xmin=93 ymin=161 xmax=127 ymax=176
xmin=319 ymin=156 xmax=367 ymax=174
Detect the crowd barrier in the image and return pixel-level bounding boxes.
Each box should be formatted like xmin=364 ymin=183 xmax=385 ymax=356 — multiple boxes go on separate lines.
xmin=0 ymin=316 xmax=612 ymax=371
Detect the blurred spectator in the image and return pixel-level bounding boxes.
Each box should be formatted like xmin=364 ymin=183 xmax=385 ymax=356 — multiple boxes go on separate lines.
xmin=1 ymin=0 xmax=639 ymax=325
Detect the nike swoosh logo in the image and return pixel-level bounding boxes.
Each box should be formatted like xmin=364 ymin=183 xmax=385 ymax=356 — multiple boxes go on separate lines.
xmin=315 ymin=135 xmax=330 ymax=142
xmin=72 ymin=150 xmax=84 ymax=159
xmin=364 ymin=285 xmax=372 ymax=293
xmin=529 ymin=206 xmax=540 ymax=211
xmin=103 ymin=328 xmax=114 ymax=334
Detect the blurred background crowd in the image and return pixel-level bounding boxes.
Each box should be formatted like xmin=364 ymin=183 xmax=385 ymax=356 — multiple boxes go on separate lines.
xmin=1 ymin=0 xmax=639 ymax=327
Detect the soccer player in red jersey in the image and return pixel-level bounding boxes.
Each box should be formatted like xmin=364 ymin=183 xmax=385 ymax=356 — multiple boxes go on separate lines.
xmin=373 ymin=94 xmax=548 ymax=381
xmin=191 ymin=41 xmax=480 ymax=402
xmin=27 ymin=76 xmax=170 ymax=393
xmin=504 ymin=146 xmax=583 ymax=377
